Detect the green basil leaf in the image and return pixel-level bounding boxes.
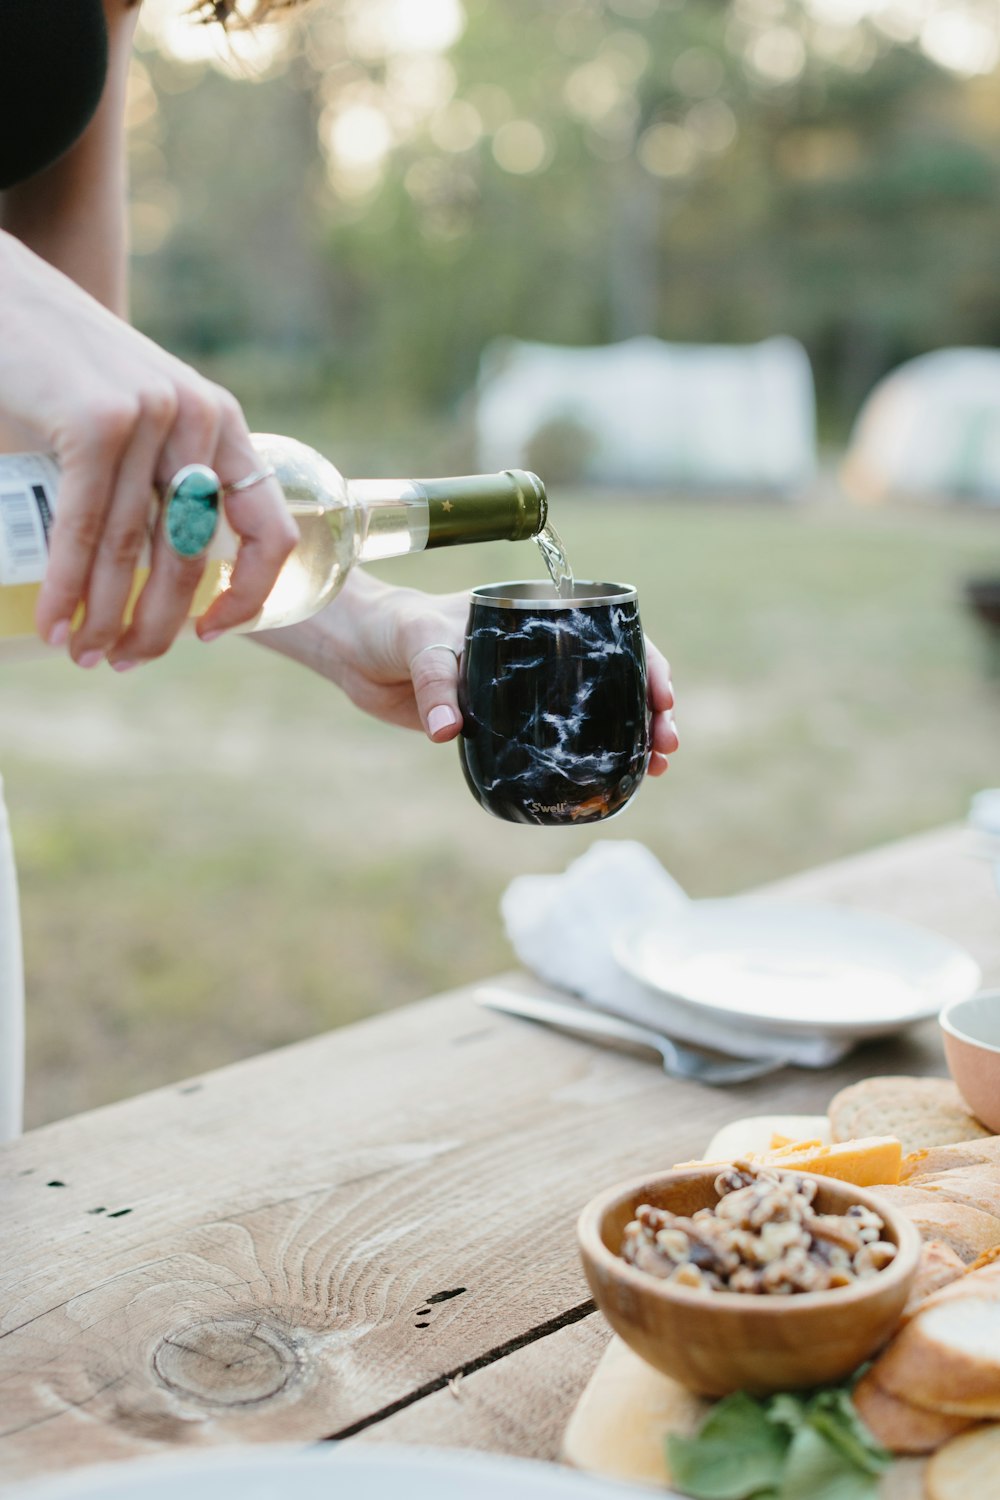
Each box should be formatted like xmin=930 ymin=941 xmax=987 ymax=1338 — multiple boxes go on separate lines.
xmin=807 ymin=1392 xmax=892 ymax=1477
xmin=765 ymin=1393 xmax=811 ymax=1437
xmin=779 ymin=1425 xmax=882 ymax=1500
xmin=666 ymin=1393 xmax=789 ymax=1500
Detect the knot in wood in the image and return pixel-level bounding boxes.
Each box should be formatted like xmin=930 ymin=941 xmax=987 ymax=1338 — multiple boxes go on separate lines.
xmin=153 ymin=1316 xmax=300 ymax=1407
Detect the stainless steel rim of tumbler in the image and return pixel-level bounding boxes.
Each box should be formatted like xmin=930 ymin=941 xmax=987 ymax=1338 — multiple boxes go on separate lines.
xmin=469 ymin=580 xmax=638 ymax=610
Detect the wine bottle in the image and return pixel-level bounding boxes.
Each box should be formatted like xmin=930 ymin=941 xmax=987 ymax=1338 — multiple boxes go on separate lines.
xmin=0 ymin=434 xmax=547 ymax=659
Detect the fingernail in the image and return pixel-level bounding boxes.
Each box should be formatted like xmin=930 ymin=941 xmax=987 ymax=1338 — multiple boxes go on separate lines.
xmin=110 ymin=660 xmax=138 ymax=673
xmin=47 ymin=620 xmax=71 ymax=648
xmin=77 ymin=650 xmax=104 ymax=670
xmin=199 ymin=629 xmax=224 ymax=644
xmin=427 ymin=705 xmax=459 ymax=737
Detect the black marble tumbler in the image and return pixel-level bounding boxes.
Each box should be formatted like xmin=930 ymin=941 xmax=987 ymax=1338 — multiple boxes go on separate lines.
xmin=458 ymin=581 xmax=651 ymax=826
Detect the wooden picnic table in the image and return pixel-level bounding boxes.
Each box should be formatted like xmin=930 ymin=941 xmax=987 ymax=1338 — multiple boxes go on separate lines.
xmin=1 ymin=823 xmax=998 ymax=1486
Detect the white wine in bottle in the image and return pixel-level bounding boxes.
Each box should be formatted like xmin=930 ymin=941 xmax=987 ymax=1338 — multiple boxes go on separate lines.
xmin=0 ymin=434 xmax=547 ymax=660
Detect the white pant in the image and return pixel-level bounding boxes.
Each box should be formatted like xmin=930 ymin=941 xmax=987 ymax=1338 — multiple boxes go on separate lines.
xmin=0 ymin=774 xmax=25 ymax=1142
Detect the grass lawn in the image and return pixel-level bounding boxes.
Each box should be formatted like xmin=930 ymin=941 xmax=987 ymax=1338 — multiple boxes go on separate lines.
xmin=2 ymin=492 xmax=998 ymax=1127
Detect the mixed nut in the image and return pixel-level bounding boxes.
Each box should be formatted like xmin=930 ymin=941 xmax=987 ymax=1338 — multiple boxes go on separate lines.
xmin=621 ymin=1161 xmax=898 ymax=1295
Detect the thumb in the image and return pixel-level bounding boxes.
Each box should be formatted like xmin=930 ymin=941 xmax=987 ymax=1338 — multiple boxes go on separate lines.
xmin=408 ymin=642 xmax=463 ymax=742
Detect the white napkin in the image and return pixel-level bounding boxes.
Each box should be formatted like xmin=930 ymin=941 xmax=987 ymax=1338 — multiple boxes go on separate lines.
xmin=501 ymin=841 xmax=851 ymax=1069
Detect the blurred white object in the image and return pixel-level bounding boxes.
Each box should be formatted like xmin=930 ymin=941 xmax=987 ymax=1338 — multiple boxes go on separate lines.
xmin=843 ymin=348 xmax=1000 ymax=505
xmin=475 ymin=335 xmax=817 ymax=492
xmin=0 ymin=773 xmax=24 ymax=1141
xmin=501 ymin=842 xmax=848 ymax=1067
xmin=969 ymin=788 xmax=1000 ymax=837
xmin=968 ymin=789 xmax=1000 ymax=897
xmin=502 ymin=841 xmax=981 ymax=1069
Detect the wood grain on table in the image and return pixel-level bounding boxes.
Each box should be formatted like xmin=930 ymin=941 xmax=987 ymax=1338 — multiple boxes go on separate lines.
xmin=1 ymin=825 xmax=997 ymax=1484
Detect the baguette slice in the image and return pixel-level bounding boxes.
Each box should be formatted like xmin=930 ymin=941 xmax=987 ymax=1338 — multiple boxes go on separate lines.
xmin=902 ymin=1166 xmax=1000 ymax=1220
xmin=926 ymin=1426 xmax=1000 ymax=1500
xmin=871 ymin=1185 xmax=1000 ymax=1263
xmin=873 ymin=1283 xmax=1000 ymax=1418
xmin=853 ymin=1368 xmax=975 ymax=1454
xmin=967 ymin=1244 xmax=1000 ymax=1274
xmin=901 ymin=1139 xmax=1000 ymax=1180
xmin=904 ymin=1239 xmax=968 ymax=1320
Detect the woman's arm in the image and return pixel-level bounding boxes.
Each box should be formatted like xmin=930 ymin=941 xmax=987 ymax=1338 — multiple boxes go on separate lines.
xmin=255 ymin=570 xmax=679 ymax=767
xmin=0 ymin=0 xmax=139 ymax=315
xmin=0 ymin=3 xmax=300 ymax=664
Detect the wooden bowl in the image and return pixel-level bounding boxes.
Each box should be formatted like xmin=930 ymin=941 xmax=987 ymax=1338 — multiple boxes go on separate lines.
xmin=940 ymin=990 xmax=1000 ymax=1132
xmin=577 ymin=1164 xmax=921 ymax=1397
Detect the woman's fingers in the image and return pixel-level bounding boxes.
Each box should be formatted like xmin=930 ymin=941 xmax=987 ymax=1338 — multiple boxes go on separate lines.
xmin=38 ymin=377 xmax=295 ymax=666
xmin=34 ymin=400 xmax=137 ymax=650
xmin=107 ymin=384 xmax=223 ymax=665
xmin=645 ymin=637 xmax=678 ymax=775
xmin=407 ymin=641 xmax=464 ymax=741
xmin=68 ymin=387 xmax=178 ymax=666
xmin=645 ymin=637 xmax=675 ymax=712
xmin=195 ymin=398 xmax=297 ymax=640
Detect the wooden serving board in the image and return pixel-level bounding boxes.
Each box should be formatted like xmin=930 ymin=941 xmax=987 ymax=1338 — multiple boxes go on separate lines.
xmin=561 ymin=1113 xmax=927 ymax=1498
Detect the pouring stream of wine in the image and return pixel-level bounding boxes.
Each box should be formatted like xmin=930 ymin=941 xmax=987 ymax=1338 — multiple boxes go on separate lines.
xmin=535 ymin=520 xmax=574 ymax=598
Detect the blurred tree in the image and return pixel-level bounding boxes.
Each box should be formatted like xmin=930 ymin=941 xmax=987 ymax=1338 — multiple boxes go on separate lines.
xmin=130 ymin=0 xmax=1000 ymax=441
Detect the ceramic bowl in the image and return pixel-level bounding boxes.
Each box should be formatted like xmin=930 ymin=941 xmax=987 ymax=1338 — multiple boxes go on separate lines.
xmin=940 ymin=990 xmax=1000 ymax=1132
xmin=577 ymin=1164 xmax=921 ymax=1397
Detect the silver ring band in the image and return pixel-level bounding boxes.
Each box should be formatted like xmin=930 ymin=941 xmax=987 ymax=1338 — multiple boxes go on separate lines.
xmin=409 ymin=642 xmax=460 ymax=667
xmin=223 ymin=466 xmax=277 ymax=495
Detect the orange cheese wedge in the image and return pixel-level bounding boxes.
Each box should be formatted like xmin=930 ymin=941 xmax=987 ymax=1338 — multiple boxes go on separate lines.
xmin=754 ymin=1134 xmax=903 ymax=1186
xmin=675 ymin=1135 xmax=904 ymax=1187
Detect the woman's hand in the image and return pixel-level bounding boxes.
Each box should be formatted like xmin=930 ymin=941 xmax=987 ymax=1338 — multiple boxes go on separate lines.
xmin=0 ymin=232 xmax=299 ymax=668
xmin=253 ymin=571 xmax=679 ymax=770
xmin=253 ymin=571 xmax=469 ymax=739
xmin=645 ymin=637 xmax=678 ymax=776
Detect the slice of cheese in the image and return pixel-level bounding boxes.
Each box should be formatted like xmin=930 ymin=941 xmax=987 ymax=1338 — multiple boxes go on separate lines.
xmin=679 ymin=1134 xmax=903 ymax=1187
xmin=755 ymin=1134 xmax=903 ymax=1187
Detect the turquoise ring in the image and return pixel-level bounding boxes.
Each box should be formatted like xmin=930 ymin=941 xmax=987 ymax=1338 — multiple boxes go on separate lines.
xmin=162 ymin=464 xmax=222 ymax=560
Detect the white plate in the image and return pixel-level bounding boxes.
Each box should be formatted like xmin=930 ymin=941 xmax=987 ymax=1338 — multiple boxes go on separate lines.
xmin=613 ymin=899 xmax=982 ymax=1041
xmin=11 ymin=1445 xmax=675 ymax=1500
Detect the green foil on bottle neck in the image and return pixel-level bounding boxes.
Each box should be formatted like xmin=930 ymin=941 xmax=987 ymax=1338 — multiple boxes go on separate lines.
xmin=423 ymin=469 xmax=547 ymax=549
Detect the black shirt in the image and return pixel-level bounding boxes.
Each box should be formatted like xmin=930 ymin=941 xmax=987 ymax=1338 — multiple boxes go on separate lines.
xmin=0 ymin=0 xmax=109 ymax=190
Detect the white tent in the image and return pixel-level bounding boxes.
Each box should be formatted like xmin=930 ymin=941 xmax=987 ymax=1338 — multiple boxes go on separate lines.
xmin=474 ymin=334 xmax=817 ymax=493
xmin=842 ymin=348 xmax=1000 ymax=506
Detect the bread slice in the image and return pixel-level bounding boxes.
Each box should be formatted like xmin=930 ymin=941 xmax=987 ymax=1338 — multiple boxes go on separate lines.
xmin=967 ymin=1245 xmax=1000 ymax=1274
xmin=829 ymin=1078 xmax=991 ymax=1154
xmin=904 ymin=1240 xmax=968 ymax=1319
xmin=873 ymin=1287 xmax=1000 ymax=1418
xmin=926 ymin=1425 xmax=1000 ymax=1500
xmin=901 ymin=1139 xmax=1000 ymax=1180
xmin=853 ymin=1368 xmax=974 ymax=1454
xmin=872 ymin=1185 xmax=1000 ymax=1263
xmin=905 ymin=1167 xmax=1000 ymax=1221
xmin=917 ymin=1256 xmax=1000 ymax=1308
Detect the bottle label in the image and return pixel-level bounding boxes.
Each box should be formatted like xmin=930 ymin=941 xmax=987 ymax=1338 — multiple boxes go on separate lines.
xmin=0 ymin=453 xmax=238 ymax=589
xmin=0 ymin=454 xmax=60 ymax=586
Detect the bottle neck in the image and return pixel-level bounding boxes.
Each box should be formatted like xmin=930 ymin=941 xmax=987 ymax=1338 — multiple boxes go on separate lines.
xmin=348 ymin=469 xmax=546 ymax=563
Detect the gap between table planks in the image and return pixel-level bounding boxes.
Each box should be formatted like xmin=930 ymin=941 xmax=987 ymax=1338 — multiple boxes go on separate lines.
xmin=0 ymin=825 xmax=996 ymax=1485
